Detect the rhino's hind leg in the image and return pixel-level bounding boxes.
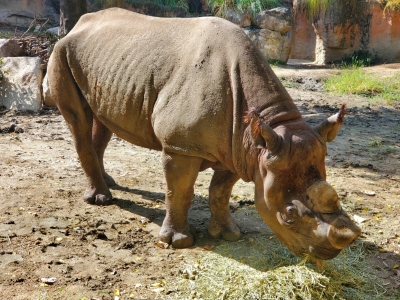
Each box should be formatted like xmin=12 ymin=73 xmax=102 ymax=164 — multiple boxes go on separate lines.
xmin=159 ymin=151 xmax=203 ymax=248
xmin=92 ymin=115 xmax=116 ymax=187
xmin=208 ymin=170 xmax=241 ymax=241
xmin=47 ymin=49 xmax=112 ymax=206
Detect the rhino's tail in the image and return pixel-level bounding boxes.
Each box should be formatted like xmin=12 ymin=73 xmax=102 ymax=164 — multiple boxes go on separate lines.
xmin=42 ymin=70 xmax=55 ymax=107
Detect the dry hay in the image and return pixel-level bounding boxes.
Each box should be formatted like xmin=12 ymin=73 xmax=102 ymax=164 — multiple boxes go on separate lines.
xmin=164 ymin=236 xmax=389 ymax=300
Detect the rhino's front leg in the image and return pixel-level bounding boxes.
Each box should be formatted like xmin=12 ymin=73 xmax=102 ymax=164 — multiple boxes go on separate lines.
xmin=159 ymin=151 xmax=203 ymax=248
xmin=208 ymin=170 xmax=241 ymax=241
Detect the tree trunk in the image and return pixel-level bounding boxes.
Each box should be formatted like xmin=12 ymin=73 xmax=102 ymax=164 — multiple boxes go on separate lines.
xmin=59 ymin=0 xmax=87 ymax=35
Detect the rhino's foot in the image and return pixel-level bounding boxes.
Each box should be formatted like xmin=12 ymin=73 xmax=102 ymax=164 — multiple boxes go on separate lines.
xmin=103 ymin=173 xmax=116 ymax=187
xmin=84 ymin=189 xmax=113 ymax=206
xmin=159 ymin=226 xmax=196 ymax=249
xmin=208 ymin=217 xmax=240 ymax=242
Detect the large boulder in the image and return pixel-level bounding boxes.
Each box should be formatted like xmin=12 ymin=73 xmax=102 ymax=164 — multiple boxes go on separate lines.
xmin=254 ymin=7 xmax=292 ymax=33
xmin=244 ymin=28 xmax=292 ymax=63
xmin=0 ymin=39 xmax=24 ymax=57
xmin=241 ymin=7 xmax=293 ymax=63
xmin=224 ymin=9 xmax=252 ymax=28
xmin=0 ymin=57 xmax=44 ymax=112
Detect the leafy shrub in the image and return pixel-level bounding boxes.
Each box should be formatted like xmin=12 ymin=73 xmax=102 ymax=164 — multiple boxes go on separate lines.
xmin=207 ymin=0 xmax=282 ymax=17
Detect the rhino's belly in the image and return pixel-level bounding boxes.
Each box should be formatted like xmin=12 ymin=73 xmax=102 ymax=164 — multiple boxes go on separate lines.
xmin=98 ymin=112 xmax=162 ymax=151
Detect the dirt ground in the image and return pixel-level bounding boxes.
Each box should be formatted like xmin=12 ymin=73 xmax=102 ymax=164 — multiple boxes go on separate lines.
xmin=0 ymin=63 xmax=399 ymax=299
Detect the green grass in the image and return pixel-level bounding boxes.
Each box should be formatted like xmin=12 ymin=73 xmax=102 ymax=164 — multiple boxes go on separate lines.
xmin=325 ymin=68 xmax=400 ymax=104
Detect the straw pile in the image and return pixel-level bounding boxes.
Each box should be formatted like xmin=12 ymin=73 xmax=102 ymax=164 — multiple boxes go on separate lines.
xmin=164 ymin=236 xmax=388 ymax=300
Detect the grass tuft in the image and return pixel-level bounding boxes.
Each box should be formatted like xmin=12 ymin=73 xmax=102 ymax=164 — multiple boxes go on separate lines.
xmin=325 ymin=68 xmax=400 ymax=104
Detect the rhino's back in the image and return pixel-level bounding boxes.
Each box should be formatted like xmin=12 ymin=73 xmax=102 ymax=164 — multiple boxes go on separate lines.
xmin=54 ymin=8 xmax=299 ymax=172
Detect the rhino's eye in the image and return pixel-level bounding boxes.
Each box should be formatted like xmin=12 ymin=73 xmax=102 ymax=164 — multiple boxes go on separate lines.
xmin=281 ymin=205 xmax=298 ymax=224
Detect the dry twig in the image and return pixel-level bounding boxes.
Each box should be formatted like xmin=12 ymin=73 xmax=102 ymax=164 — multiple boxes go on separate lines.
xmin=11 ymin=15 xmax=61 ymax=65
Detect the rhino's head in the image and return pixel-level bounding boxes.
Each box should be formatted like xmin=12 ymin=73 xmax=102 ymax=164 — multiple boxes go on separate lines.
xmin=250 ymin=105 xmax=361 ymax=260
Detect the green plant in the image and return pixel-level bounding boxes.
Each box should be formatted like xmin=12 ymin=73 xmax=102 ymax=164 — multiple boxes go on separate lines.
xmin=369 ymin=139 xmax=382 ymax=147
xmin=341 ymin=50 xmax=378 ymax=68
xmin=381 ymin=0 xmax=400 ymax=11
xmin=296 ymin=0 xmax=334 ymax=20
xmin=207 ymin=0 xmax=282 ymax=18
xmin=0 ymin=31 xmax=11 ymax=39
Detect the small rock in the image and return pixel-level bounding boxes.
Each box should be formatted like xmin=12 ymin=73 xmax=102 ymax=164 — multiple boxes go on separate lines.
xmin=363 ymin=190 xmax=376 ymax=196
xmin=353 ymin=214 xmax=367 ymax=224
xmin=46 ymin=27 xmax=59 ymax=35
xmin=40 ymin=277 xmax=57 ymax=284
xmin=230 ymin=202 xmax=240 ymax=210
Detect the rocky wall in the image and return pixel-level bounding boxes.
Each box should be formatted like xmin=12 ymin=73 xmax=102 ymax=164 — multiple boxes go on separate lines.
xmin=291 ymin=0 xmax=400 ymax=64
xmin=0 ymin=0 xmax=59 ymax=28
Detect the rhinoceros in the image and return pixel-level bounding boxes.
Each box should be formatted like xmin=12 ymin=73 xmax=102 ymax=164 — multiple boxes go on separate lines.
xmin=46 ymin=8 xmax=361 ymax=259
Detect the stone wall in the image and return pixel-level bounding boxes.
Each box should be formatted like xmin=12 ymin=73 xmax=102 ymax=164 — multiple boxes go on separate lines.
xmin=291 ymin=0 xmax=400 ymax=64
xmin=368 ymin=3 xmax=400 ymax=62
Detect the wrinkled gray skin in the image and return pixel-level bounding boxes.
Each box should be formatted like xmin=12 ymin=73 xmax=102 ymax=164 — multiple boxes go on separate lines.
xmin=46 ymin=8 xmax=361 ymax=259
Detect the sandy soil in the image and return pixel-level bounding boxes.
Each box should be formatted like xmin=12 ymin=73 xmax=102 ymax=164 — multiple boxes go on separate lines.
xmin=0 ymin=64 xmax=399 ymax=299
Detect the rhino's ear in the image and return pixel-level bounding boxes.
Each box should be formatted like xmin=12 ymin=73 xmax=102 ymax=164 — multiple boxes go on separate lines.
xmin=249 ymin=111 xmax=266 ymax=148
xmin=315 ymin=104 xmax=346 ymax=142
xmin=247 ymin=109 xmax=281 ymax=151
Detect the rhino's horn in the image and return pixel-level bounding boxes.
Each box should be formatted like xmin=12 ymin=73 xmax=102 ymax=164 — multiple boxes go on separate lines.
xmin=315 ymin=104 xmax=346 ymax=142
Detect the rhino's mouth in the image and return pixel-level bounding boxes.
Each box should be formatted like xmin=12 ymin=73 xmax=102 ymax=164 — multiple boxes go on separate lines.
xmin=308 ymin=245 xmax=342 ymax=260
xmin=281 ymin=230 xmax=343 ymax=260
